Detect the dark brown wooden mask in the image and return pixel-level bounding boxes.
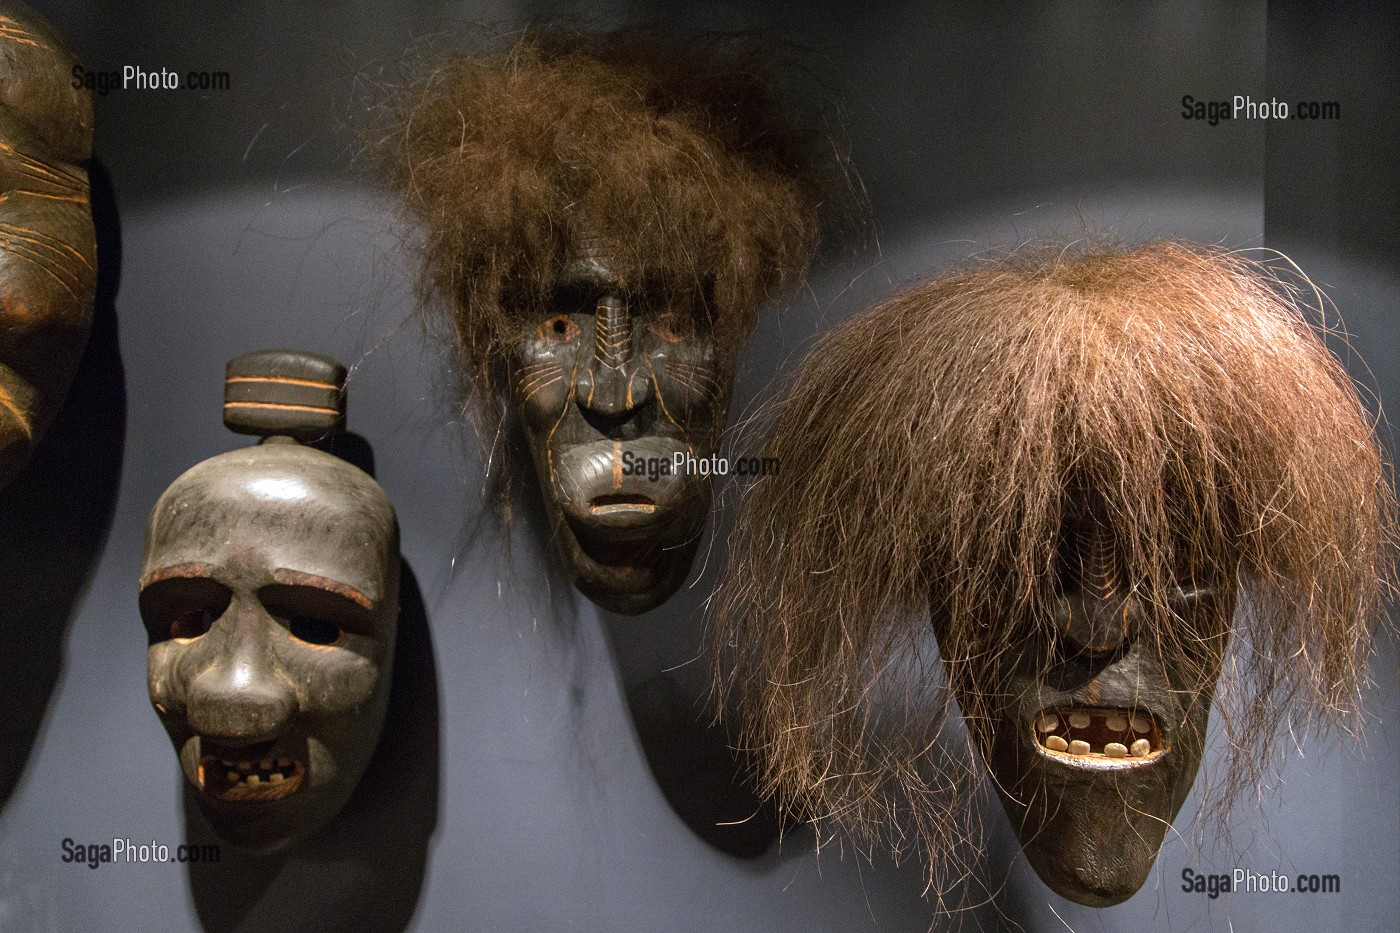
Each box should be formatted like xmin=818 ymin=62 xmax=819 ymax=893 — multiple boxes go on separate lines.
xmin=510 ymin=242 xmax=729 ymax=615
xmin=140 ymin=351 xmax=399 ymax=852
xmin=0 ymin=1 xmax=97 ymax=489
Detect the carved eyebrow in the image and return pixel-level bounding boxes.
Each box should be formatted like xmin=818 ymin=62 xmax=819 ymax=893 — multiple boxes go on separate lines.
xmin=268 ymin=568 xmax=375 ymax=611
xmin=139 ymin=562 xmax=217 ymax=590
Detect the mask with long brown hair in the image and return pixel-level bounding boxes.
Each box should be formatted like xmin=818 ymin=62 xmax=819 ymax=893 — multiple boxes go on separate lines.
xmin=713 ymin=242 xmax=1396 ymax=907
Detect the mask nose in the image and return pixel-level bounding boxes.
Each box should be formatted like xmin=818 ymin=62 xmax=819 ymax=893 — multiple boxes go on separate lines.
xmin=1056 ymin=516 xmax=1137 ymax=657
xmin=574 ymin=294 xmax=652 ymax=434
xmin=184 ymin=606 xmax=296 ymax=745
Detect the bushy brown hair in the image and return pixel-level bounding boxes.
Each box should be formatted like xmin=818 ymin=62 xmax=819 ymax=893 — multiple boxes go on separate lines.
xmin=712 ymin=242 xmax=1397 ymax=905
xmin=380 ymin=28 xmax=828 ymax=473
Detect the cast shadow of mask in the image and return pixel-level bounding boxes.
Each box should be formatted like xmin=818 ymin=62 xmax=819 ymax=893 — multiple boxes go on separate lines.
xmin=0 ymin=158 xmax=123 ymax=809
xmin=185 ymin=556 xmax=439 ymax=933
xmin=511 ymin=446 xmax=781 ymax=859
xmin=622 ymin=669 xmax=785 ymax=860
xmin=599 ymin=502 xmax=784 ymax=860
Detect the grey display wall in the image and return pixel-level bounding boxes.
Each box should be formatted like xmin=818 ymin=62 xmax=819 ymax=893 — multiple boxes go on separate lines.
xmin=0 ymin=2 xmax=1395 ymax=931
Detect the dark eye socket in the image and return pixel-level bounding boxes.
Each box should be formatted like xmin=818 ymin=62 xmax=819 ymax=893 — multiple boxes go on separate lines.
xmin=288 ymin=615 xmax=346 ymax=647
xmin=168 ymin=608 xmax=216 ymax=641
xmin=259 ymin=578 xmax=374 ymax=647
xmin=139 ymin=574 xmax=232 ymax=644
xmin=538 ymin=314 xmax=581 ymax=343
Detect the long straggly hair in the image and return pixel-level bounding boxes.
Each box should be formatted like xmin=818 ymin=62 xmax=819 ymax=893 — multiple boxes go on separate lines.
xmin=712 ymin=241 xmax=1397 ymax=906
xmin=379 ymin=28 xmax=831 ymax=493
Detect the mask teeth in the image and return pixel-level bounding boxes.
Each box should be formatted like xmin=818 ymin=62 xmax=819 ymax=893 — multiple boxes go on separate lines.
xmin=1035 ymin=709 xmax=1161 ymax=759
xmin=197 ymin=754 xmax=305 ymax=801
xmin=217 ymin=756 xmax=298 ymax=786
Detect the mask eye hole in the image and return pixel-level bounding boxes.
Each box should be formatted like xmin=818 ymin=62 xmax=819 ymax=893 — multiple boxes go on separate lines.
xmin=538 ymin=314 xmax=580 ymax=343
xmin=288 ymin=615 xmax=346 ymax=647
xmin=260 ymin=575 xmax=378 ymax=647
xmin=169 ymin=609 xmax=215 ymax=641
xmin=648 ymin=311 xmax=693 ymax=344
xmin=139 ymin=571 xmax=232 ymax=645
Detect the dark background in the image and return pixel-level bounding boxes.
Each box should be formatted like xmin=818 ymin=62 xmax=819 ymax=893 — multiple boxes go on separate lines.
xmin=0 ymin=1 xmax=1394 ymax=930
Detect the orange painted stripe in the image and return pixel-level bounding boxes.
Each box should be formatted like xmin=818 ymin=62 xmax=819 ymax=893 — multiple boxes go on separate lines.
xmin=9 ymin=190 xmax=89 ymax=204
xmin=0 ymin=384 xmax=32 ymax=439
xmin=0 ymin=221 xmax=92 ymax=266
xmin=270 ymin=567 xmax=374 ymax=610
xmin=223 ymin=401 xmax=338 ymax=416
xmin=226 ymin=375 xmax=339 ymax=390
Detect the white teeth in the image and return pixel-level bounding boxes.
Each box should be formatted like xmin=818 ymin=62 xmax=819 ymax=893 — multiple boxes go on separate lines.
xmin=226 ymin=771 xmax=238 ymax=782
xmin=1046 ymin=735 xmax=1068 ymax=752
xmin=269 ymin=773 xmax=284 ymax=783
xmin=1105 ymin=742 xmax=1128 ymax=758
xmin=247 ymin=774 xmax=261 ymax=786
xmin=1068 ymin=739 xmax=1091 ymax=755
xmin=1036 ymin=713 xmax=1059 ymax=733
xmin=1068 ymin=712 xmax=1091 ymax=730
xmin=1132 ymin=715 xmax=1151 ymax=733
xmin=1131 ymin=738 xmax=1151 ymax=757
xmin=1105 ymin=714 xmax=1128 ymax=731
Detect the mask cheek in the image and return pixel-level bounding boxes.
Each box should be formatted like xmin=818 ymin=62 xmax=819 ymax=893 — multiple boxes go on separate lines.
xmin=281 ymin=642 xmax=389 ymax=794
xmin=146 ymin=641 xmax=191 ymax=718
xmin=512 ymin=347 xmax=574 ymax=427
xmin=652 ymin=360 xmax=727 ymax=439
xmin=281 ymin=638 xmax=387 ymax=716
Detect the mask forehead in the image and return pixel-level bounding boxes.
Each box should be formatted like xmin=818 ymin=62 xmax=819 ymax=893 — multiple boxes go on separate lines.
xmin=144 ymin=446 xmax=396 ymax=610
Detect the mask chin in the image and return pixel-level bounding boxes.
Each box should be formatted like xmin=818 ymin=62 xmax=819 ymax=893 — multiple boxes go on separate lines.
xmin=542 ymin=469 xmax=710 ymax=615
xmin=170 ymin=672 xmax=390 ymax=852
xmin=977 ymin=639 xmax=1216 ymax=907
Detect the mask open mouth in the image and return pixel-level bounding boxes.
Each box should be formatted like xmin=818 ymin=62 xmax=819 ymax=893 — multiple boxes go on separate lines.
xmin=198 ymin=754 xmax=306 ymax=802
xmin=1032 ymin=707 xmax=1166 ymax=770
xmin=589 ymin=493 xmax=656 ymax=516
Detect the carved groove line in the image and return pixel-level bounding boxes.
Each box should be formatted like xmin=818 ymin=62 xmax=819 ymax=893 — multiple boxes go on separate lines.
xmin=0 ymin=142 xmax=85 ymax=193
xmin=0 ymin=382 xmax=31 ymax=438
xmin=0 ymin=17 xmax=47 ymax=50
xmin=1080 ymin=520 xmax=1121 ymax=601
xmin=594 ymin=299 xmax=629 ymax=370
xmin=0 ymin=224 xmax=86 ymax=299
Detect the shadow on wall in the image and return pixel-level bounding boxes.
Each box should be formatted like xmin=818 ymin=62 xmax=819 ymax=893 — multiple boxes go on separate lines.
xmin=620 ymin=666 xmax=786 ymax=859
xmin=512 ymin=442 xmax=786 ymax=859
xmin=0 ymin=159 xmax=125 ymax=810
xmin=185 ymin=560 xmax=441 ymax=933
xmin=601 ymin=501 xmax=786 ymax=860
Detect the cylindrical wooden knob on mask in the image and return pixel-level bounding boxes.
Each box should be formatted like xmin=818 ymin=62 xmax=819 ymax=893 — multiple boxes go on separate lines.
xmin=222 ymin=349 xmax=347 ymax=442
